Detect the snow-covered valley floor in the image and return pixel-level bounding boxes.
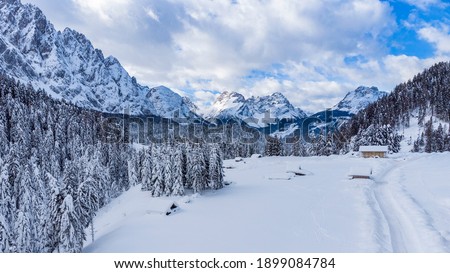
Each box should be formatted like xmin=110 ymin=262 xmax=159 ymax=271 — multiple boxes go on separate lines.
xmin=83 ymin=153 xmax=450 ymax=253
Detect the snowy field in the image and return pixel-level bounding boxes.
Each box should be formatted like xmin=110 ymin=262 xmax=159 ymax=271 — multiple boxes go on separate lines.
xmin=84 ymin=152 xmax=450 ymax=253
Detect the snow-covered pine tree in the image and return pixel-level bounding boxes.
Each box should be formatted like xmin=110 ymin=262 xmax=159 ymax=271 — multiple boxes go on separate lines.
xmin=14 ymin=163 xmax=36 ymax=253
xmin=127 ymin=149 xmax=139 ymax=187
xmin=90 ymin=145 xmax=111 ymax=207
xmin=58 ymin=194 xmax=83 ymax=253
xmin=118 ymin=144 xmax=130 ymax=192
xmin=14 ymin=210 xmax=33 ymax=253
xmin=128 ymin=158 xmax=138 ymax=187
xmin=202 ymin=145 xmax=211 ymax=186
xmin=378 ymin=125 xmax=401 ymax=153
xmin=445 ymin=127 xmax=450 ymax=151
xmin=4 ymin=148 xmax=22 ymax=251
xmin=136 ymin=148 xmax=145 ymax=183
xmin=0 ymin=109 xmax=8 ymax=157
xmin=108 ymin=143 xmax=130 ymax=198
xmin=34 ymin=172 xmax=56 ymax=253
xmin=151 ymin=146 xmax=165 ymax=197
xmin=424 ymin=119 xmax=434 ymax=153
xmin=48 ymin=173 xmax=62 ymax=253
xmin=107 ymin=144 xmax=122 ymax=198
xmin=30 ymin=157 xmax=54 ymax=253
xmin=189 ymin=146 xmax=206 ymax=194
xmin=163 ymin=145 xmax=174 ymax=196
xmin=265 ymin=136 xmax=282 ymax=156
xmin=322 ymin=136 xmax=334 ymax=156
xmin=77 ymin=173 xmax=99 ymax=243
xmin=182 ymin=144 xmax=191 ymax=190
xmin=171 ymin=146 xmax=185 ymax=196
xmin=141 ymin=147 xmax=153 ymax=191
xmin=0 ymin=213 xmax=11 ymax=252
xmin=209 ymin=145 xmax=224 ymax=190
xmin=0 ymin=160 xmax=14 ymax=249
xmin=57 ymin=163 xmax=84 ymax=253
xmin=435 ymin=123 xmax=445 ymax=152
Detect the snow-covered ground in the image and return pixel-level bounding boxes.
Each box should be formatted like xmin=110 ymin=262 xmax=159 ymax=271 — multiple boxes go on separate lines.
xmin=83 ymin=152 xmax=450 ymax=253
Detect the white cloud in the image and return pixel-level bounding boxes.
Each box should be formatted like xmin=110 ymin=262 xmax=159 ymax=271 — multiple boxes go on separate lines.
xmin=71 ymin=0 xmax=132 ymax=25
xmin=399 ymin=0 xmax=449 ymax=10
xmin=418 ymin=24 xmax=450 ymax=54
xmin=145 ymin=8 xmax=160 ymax=22
xmin=193 ymin=91 xmax=218 ymax=113
xmin=247 ymin=78 xmax=285 ymax=97
xmin=161 ymin=0 xmax=397 ymax=111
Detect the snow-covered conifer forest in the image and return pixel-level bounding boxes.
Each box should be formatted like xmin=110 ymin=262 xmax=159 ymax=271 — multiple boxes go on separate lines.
xmin=0 ymin=76 xmax=225 ymax=252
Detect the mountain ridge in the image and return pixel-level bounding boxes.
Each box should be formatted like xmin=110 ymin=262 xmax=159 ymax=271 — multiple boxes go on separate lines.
xmin=333 ymin=86 xmax=388 ymax=114
xmin=0 ymin=0 xmax=198 ymax=119
xmin=207 ymin=91 xmax=307 ymax=127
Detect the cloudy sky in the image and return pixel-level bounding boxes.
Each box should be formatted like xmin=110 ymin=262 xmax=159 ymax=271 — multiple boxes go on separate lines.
xmin=23 ymin=0 xmax=450 ymax=113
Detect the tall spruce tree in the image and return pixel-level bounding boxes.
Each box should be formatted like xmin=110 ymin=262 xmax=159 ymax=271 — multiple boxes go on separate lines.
xmin=141 ymin=147 xmax=153 ymax=192
xmin=151 ymin=146 xmax=165 ymax=197
xmin=163 ymin=145 xmax=174 ymax=196
xmin=189 ymin=147 xmax=206 ymax=194
xmin=171 ymin=146 xmax=185 ymax=196
xmin=209 ymin=145 xmax=224 ymax=190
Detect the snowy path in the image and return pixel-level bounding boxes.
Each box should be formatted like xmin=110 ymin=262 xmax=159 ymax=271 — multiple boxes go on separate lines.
xmin=372 ymin=157 xmax=449 ymax=252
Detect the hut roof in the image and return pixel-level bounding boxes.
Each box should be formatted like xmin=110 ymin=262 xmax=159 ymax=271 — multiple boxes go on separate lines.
xmin=359 ymin=146 xmax=389 ymax=152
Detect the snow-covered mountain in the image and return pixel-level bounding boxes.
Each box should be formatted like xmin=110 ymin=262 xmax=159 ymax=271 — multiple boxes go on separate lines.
xmin=0 ymin=0 xmax=197 ymax=119
xmin=208 ymin=91 xmax=246 ymax=120
xmin=182 ymin=96 xmax=200 ymax=115
xmin=306 ymin=86 xmax=387 ymax=138
xmin=208 ymin=91 xmax=307 ymax=127
xmin=333 ymin=86 xmax=387 ymax=114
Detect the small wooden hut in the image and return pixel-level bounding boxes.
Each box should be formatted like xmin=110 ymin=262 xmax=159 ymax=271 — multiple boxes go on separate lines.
xmin=359 ymin=146 xmax=388 ymax=158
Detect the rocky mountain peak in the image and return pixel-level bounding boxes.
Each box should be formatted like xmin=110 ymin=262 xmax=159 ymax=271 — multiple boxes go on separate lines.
xmin=208 ymin=90 xmax=306 ymax=127
xmin=334 ymin=86 xmax=387 ymax=114
xmin=0 ymin=0 xmax=198 ymax=119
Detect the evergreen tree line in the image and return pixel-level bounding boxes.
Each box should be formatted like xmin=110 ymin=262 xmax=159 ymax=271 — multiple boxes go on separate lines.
xmin=0 ymin=75 xmax=225 ymax=253
xmin=138 ymin=143 xmax=224 ymax=196
xmin=0 ymin=75 xmax=132 ymax=253
xmin=347 ymin=124 xmax=403 ymax=153
xmin=265 ymin=134 xmax=340 ymax=157
xmin=412 ymin=120 xmax=450 ymax=153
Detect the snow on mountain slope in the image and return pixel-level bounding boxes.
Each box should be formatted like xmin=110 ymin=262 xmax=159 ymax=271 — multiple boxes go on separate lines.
xmin=146 ymin=86 xmax=196 ymax=118
xmin=208 ymin=91 xmax=307 ymax=127
xmin=0 ymin=0 xmax=197 ymax=118
xmin=83 ymin=153 xmax=450 ymax=252
xmin=334 ymin=86 xmax=387 ymax=114
xmin=182 ymin=96 xmax=200 ymax=115
xmin=208 ymin=91 xmax=246 ymax=120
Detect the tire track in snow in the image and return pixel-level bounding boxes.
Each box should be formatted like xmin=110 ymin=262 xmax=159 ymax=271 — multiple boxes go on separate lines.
xmin=372 ymin=156 xmax=448 ymax=252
